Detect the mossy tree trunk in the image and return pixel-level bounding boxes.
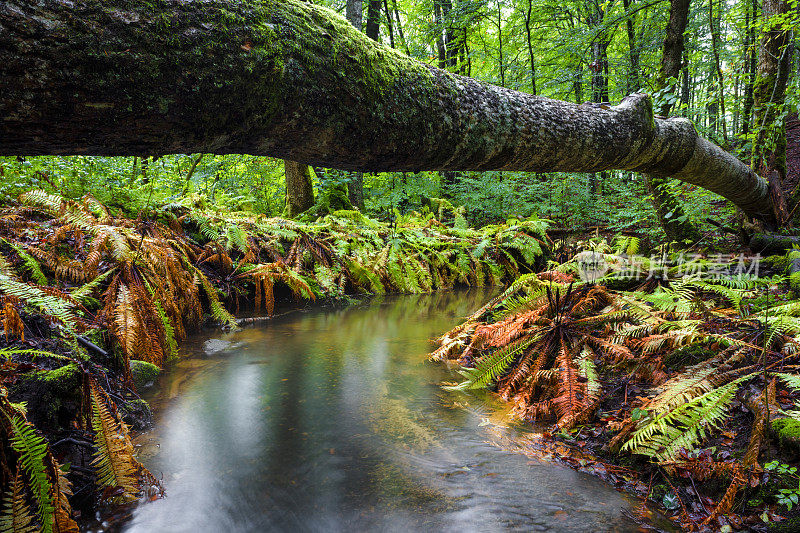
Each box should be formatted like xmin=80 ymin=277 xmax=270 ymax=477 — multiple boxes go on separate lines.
xmin=750 ymin=0 xmax=792 ymax=223
xmin=284 ymin=160 xmax=314 ymax=217
xmin=0 ymin=0 xmax=775 ymax=224
xmin=752 ymin=0 xmax=791 ymax=177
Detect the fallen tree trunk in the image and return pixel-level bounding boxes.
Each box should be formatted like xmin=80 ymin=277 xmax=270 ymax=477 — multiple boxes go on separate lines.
xmin=0 ymin=0 xmax=774 ymax=222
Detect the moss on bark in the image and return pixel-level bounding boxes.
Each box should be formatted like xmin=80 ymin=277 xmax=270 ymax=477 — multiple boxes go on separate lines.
xmin=0 ymin=0 xmax=775 ymax=222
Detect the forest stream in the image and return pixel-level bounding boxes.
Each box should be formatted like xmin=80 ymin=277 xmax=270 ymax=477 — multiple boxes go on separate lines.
xmin=119 ymin=290 xmax=647 ymax=532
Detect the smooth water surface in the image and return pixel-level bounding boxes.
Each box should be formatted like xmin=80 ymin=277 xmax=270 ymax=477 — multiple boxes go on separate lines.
xmin=126 ymin=290 xmax=641 ymax=532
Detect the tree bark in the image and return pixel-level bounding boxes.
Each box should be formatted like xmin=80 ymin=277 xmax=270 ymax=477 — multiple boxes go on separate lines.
xmin=621 ymin=0 xmax=641 ymax=93
xmin=0 ymin=0 xmax=775 ymax=223
xmin=365 ymin=0 xmax=381 ymax=42
xmin=284 ymin=160 xmax=314 ymax=217
xmin=752 ymin=0 xmax=792 ymax=179
xmin=708 ymin=0 xmax=728 ymax=142
xmin=347 ymin=0 xmax=363 ymax=31
xmin=658 ymin=0 xmax=690 ymax=117
xmin=647 ymin=0 xmax=700 ymax=241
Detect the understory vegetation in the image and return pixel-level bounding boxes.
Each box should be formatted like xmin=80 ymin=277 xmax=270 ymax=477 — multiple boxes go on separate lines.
xmin=433 ymin=237 xmax=800 ymax=530
xmin=0 ymin=191 xmax=547 ymax=530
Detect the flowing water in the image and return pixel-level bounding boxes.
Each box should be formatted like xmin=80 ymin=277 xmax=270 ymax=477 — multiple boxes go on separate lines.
xmin=125 ymin=290 xmax=643 ymax=533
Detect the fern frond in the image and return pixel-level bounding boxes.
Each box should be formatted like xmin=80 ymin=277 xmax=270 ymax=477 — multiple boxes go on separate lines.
xmin=622 ymin=374 xmax=754 ymax=461
xmin=445 ymin=338 xmax=535 ymax=391
xmin=89 ymin=382 xmax=139 ymax=503
xmin=0 ymin=470 xmax=37 ymax=533
xmin=6 ymin=415 xmax=55 ymax=533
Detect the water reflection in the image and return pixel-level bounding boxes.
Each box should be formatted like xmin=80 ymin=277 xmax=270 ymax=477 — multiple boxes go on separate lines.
xmin=127 ymin=290 xmax=640 ymax=532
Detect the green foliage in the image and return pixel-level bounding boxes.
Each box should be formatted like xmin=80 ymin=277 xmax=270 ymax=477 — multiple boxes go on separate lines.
xmin=765 ymin=461 xmax=800 ymax=511
xmin=445 ymin=338 xmax=536 ymax=391
xmin=6 ymin=416 xmax=55 ymax=533
xmin=621 ymin=375 xmax=753 ymax=461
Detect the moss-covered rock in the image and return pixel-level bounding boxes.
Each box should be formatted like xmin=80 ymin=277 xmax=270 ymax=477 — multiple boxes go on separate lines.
xmin=772 ymin=418 xmax=800 ymax=451
xmin=8 ymin=362 xmax=82 ymax=429
xmin=130 ymin=359 xmax=161 ymax=389
xmin=760 ymin=254 xmax=790 ymax=274
xmin=118 ymin=398 xmax=153 ymax=430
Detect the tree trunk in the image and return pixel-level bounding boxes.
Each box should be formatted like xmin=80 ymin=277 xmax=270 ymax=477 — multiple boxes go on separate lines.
xmin=524 ymin=0 xmax=537 ymax=95
xmin=365 ymin=0 xmax=381 ymax=42
xmin=658 ymin=0 xmax=691 ymax=117
xmin=346 ymin=0 xmax=363 ymax=30
xmin=647 ymin=0 xmax=700 ymax=242
xmin=284 ymin=160 xmax=315 ymax=217
xmin=622 ymin=0 xmax=641 ymax=93
xmin=752 ymin=0 xmax=791 ymax=178
xmin=708 ymin=0 xmax=728 ymax=142
xmin=741 ymin=0 xmax=757 ymax=137
xmin=348 ymin=171 xmax=365 ymax=210
xmin=0 ymin=0 xmax=775 ymax=223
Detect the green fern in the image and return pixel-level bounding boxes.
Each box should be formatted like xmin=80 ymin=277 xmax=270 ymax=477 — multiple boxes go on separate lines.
xmin=19 ymin=190 xmax=64 ymax=216
xmin=0 ymin=240 xmax=47 ymax=286
xmin=445 ymin=337 xmax=536 ymax=391
xmin=622 ymin=374 xmax=754 ymax=461
xmin=193 ymin=267 xmax=238 ymax=329
xmin=6 ymin=415 xmax=55 ymax=533
xmin=0 ymin=273 xmax=78 ymax=336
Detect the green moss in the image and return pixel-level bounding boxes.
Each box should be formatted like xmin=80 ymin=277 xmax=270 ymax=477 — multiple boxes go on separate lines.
xmin=664 ymin=344 xmax=716 ymax=369
xmin=25 ymin=362 xmax=80 ymax=387
xmin=772 ymin=418 xmax=800 ymax=449
xmin=768 ymin=516 xmax=800 ymax=532
xmin=761 ymin=254 xmax=791 ymax=273
xmin=790 ymin=271 xmax=800 ymax=295
xmin=130 ymin=359 xmax=161 ymax=388
xmin=118 ymin=398 xmax=153 ymax=430
xmin=9 ymin=363 xmax=82 ymax=429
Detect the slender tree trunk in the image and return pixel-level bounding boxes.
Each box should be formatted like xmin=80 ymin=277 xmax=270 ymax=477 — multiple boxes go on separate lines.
xmin=741 ymin=0 xmax=757 ymax=136
xmin=658 ymin=0 xmax=691 ymax=116
xmin=182 ymin=153 xmax=204 ymax=195
xmin=622 ymin=0 xmax=641 ymax=93
xmin=0 ymin=0 xmax=775 ymax=223
xmin=680 ymin=50 xmax=691 ymax=111
xmin=524 ymin=0 xmax=537 ymax=95
xmin=391 ymin=0 xmax=410 ymax=55
xmin=708 ymin=0 xmax=728 ymax=142
xmin=496 ymin=0 xmax=505 ymax=87
xmin=365 ymin=0 xmax=381 ymax=41
xmin=383 ymin=0 xmax=394 ymax=48
xmin=433 ymin=0 xmax=447 ymax=68
xmin=346 ymin=0 xmax=363 ymax=30
xmin=648 ymin=0 xmax=700 ymax=242
xmin=284 ymin=160 xmax=315 ymax=217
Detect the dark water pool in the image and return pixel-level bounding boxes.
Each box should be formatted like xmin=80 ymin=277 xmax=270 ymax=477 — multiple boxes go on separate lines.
xmin=125 ymin=290 xmax=642 ymax=532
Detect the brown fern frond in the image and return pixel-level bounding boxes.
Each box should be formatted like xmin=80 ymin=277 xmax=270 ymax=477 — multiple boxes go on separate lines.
xmin=89 ymin=381 xmax=140 ymax=503
xmin=743 ymin=379 xmax=776 ymax=470
xmin=0 ymin=470 xmax=37 ymax=533
xmin=553 ymin=339 xmax=585 ymax=429
xmin=114 ymin=284 xmax=137 ymax=363
xmin=701 ymin=469 xmax=744 ymax=527
xmin=1 ymin=301 xmax=24 ymax=341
